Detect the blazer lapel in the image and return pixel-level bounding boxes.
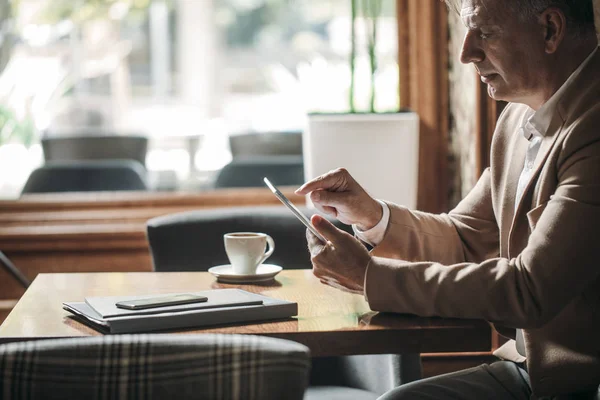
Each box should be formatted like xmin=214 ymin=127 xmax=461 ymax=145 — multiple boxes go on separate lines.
xmin=499 ymin=116 xmax=528 ymax=258
xmin=503 ymin=134 xmax=526 ymax=215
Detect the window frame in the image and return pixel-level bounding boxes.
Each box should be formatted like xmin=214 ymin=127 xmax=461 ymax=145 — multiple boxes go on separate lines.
xmin=397 ymin=0 xmax=449 ymax=213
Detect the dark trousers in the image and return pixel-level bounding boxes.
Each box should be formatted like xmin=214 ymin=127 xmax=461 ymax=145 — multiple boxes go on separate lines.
xmin=378 ymin=361 xmax=599 ymax=400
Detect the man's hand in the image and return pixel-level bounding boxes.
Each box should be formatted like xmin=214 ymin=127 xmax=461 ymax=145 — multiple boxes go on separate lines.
xmin=295 ymin=168 xmax=382 ymax=231
xmin=307 ymin=214 xmax=372 ymax=294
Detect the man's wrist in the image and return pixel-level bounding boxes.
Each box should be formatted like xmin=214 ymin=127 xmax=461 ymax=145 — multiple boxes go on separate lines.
xmin=353 ymin=200 xmax=389 ymax=247
xmin=356 ymin=200 xmax=383 ymax=231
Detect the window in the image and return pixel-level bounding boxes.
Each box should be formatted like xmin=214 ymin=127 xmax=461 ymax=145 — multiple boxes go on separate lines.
xmin=0 ymin=0 xmax=399 ymax=198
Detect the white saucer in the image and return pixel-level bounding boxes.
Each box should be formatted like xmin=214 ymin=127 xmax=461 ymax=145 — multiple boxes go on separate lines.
xmin=208 ymin=264 xmax=283 ymax=284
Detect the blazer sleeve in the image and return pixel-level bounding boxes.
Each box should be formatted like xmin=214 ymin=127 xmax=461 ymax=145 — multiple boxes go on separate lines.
xmin=371 ymin=167 xmax=500 ymax=265
xmin=365 ymin=121 xmax=600 ymax=328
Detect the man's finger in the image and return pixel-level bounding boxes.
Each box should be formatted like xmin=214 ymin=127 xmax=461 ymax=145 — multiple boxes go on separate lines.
xmin=311 ymin=198 xmax=336 ymax=218
xmin=295 ymin=169 xmax=345 ymax=195
xmin=295 ymin=177 xmax=331 ymax=195
xmin=306 ymin=228 xmax=326 ymax=257
xmin=311 ymin=214 xmax=344 ymax=245
xmin=311 ymin=190 xmax=349 ymax=210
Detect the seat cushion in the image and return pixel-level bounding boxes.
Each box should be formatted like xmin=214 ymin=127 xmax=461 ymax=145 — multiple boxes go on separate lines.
xmin=304 ymin=386 xmax=379 ymax=400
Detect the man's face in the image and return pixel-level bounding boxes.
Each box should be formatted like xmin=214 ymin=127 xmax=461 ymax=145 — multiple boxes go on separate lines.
xmin=460 ymin=0 xmax=548 ymax=105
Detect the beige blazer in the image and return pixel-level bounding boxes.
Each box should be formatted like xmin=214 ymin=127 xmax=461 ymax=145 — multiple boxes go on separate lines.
xmin=365 ymin=49 xmax=600 ymax=397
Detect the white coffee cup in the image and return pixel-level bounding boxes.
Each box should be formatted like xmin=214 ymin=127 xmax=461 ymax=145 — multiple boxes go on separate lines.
xmin=224 ymin=232 xmax=275 ymax=275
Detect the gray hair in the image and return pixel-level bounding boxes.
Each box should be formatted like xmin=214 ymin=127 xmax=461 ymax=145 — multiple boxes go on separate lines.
xmin=444 ymin=0 xmax=596 ymax=37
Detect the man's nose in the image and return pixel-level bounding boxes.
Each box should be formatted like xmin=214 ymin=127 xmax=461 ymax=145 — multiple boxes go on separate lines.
xmin=460 ymin=31 xmax=485 ymax=65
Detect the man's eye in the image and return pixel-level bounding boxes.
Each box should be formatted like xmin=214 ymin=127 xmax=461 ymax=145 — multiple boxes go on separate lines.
xmin=480 ymin=33 xmax=491 ymax=39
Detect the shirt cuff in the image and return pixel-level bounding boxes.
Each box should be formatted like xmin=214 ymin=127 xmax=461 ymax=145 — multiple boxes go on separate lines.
xmin=353 ymin=200 xmax=390 ymax=247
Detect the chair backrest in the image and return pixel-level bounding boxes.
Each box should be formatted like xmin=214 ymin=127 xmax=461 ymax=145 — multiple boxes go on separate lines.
xmin=229 ymin=131 xmax=302 ymax=158
xmin=146 ymin=205 xmax=352 ymax=272
xmin=213 ymin=156 xmax=304 ymax=188
xmin=42 ymin=134 xmax=148 ymax=166
xmin=0 ymin=334 xmax=310 ymax=400
xmin=21 ymin=160 xmax=148 ymax=194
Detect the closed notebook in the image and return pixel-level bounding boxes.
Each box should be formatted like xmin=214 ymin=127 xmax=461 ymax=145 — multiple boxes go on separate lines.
xmin=85 ymin=289 xmax=264 ymax=318
xmin=63 ymin=289 xmax=297 ymax=334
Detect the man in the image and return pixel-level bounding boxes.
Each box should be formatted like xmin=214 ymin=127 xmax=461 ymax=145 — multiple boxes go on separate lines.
xmin=295 ymin=0 xmax=600 ymax=398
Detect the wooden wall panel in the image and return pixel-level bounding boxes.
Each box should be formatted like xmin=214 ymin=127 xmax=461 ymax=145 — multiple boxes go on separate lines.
xmin=0 ymin=187 xmax=304 ymax=304
xmin=0 ymin=188 xmax=302 ymax=213
xmin=0 ymin=301 xmax=17 ymax=326
xmin=397 ymin=0 xmax=449 ymax=213
xmin=0 ymin=250 xmax=152 ymax=300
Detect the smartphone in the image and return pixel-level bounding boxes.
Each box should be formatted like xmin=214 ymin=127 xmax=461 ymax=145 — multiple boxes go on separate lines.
xmin=263 ymin=177 xmax=327 ymax=242
xmin=115 ymin=294 xmax=208 ymax=310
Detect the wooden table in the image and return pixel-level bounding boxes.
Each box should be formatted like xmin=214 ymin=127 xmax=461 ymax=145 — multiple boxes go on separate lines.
xmin=0 ymin=270 xmax=491 ymax=357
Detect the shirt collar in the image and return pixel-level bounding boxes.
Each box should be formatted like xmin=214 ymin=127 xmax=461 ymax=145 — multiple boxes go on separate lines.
xmin=523 ymin=46 xmax=598 ymax=140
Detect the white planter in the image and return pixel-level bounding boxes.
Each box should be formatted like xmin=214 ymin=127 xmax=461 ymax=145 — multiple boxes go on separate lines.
xmin=303 ymin=112 xmax=419 ymax=208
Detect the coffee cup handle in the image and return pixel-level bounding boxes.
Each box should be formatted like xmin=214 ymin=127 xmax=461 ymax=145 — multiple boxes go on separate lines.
xmin=257 ymin=235 xmax=275 ymax=266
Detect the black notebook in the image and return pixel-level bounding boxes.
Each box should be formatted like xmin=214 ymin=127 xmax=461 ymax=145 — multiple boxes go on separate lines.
xmin=63 ymin=289 xmax=297 ymax=334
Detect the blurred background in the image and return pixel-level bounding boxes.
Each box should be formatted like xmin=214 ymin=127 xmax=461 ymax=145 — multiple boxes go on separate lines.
xmin=0 ymin=0 xmax=399 ymax=198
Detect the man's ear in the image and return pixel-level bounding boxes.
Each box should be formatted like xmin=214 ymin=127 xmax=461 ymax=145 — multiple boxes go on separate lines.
xmin=539 ymin=7 xmax=567 ymax=54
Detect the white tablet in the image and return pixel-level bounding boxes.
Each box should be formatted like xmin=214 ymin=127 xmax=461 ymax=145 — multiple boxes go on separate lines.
xmin=263 ymin=177 xmax=327 ymax=243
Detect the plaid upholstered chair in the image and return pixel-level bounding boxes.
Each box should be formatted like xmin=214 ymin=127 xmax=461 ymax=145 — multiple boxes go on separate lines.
xmin=146 ymin=206 xmax=423 ymax=400
xmin=0 ymin=334 xmax=310 ymax=400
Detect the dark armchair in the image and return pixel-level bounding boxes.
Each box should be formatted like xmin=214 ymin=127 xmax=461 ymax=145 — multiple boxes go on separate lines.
xmin=146 ymin=205 xmax=350 ymax=271
xmin=21 ymin=160 xmax=148 ymax=194
xmin=213 ymin=156 xmax=304 ymax=188
xmin=213 ymin=130 xmax=304 ymax=189
xmin=228 ymin=130 xmax=303 ymax=158
xmin=41 ymin=133 xmax=149 ymax=166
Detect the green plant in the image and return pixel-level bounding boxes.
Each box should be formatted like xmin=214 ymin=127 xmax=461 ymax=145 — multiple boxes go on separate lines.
xmin=0 ymin=0 xmax=15 ymax=74
xmin=36 ymin=0 xmax=152 ymax=24
xmin=349 ymin=0 xmax=382 ymax=113
xmin=0 ymin=104 xmax=36 ymax=147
